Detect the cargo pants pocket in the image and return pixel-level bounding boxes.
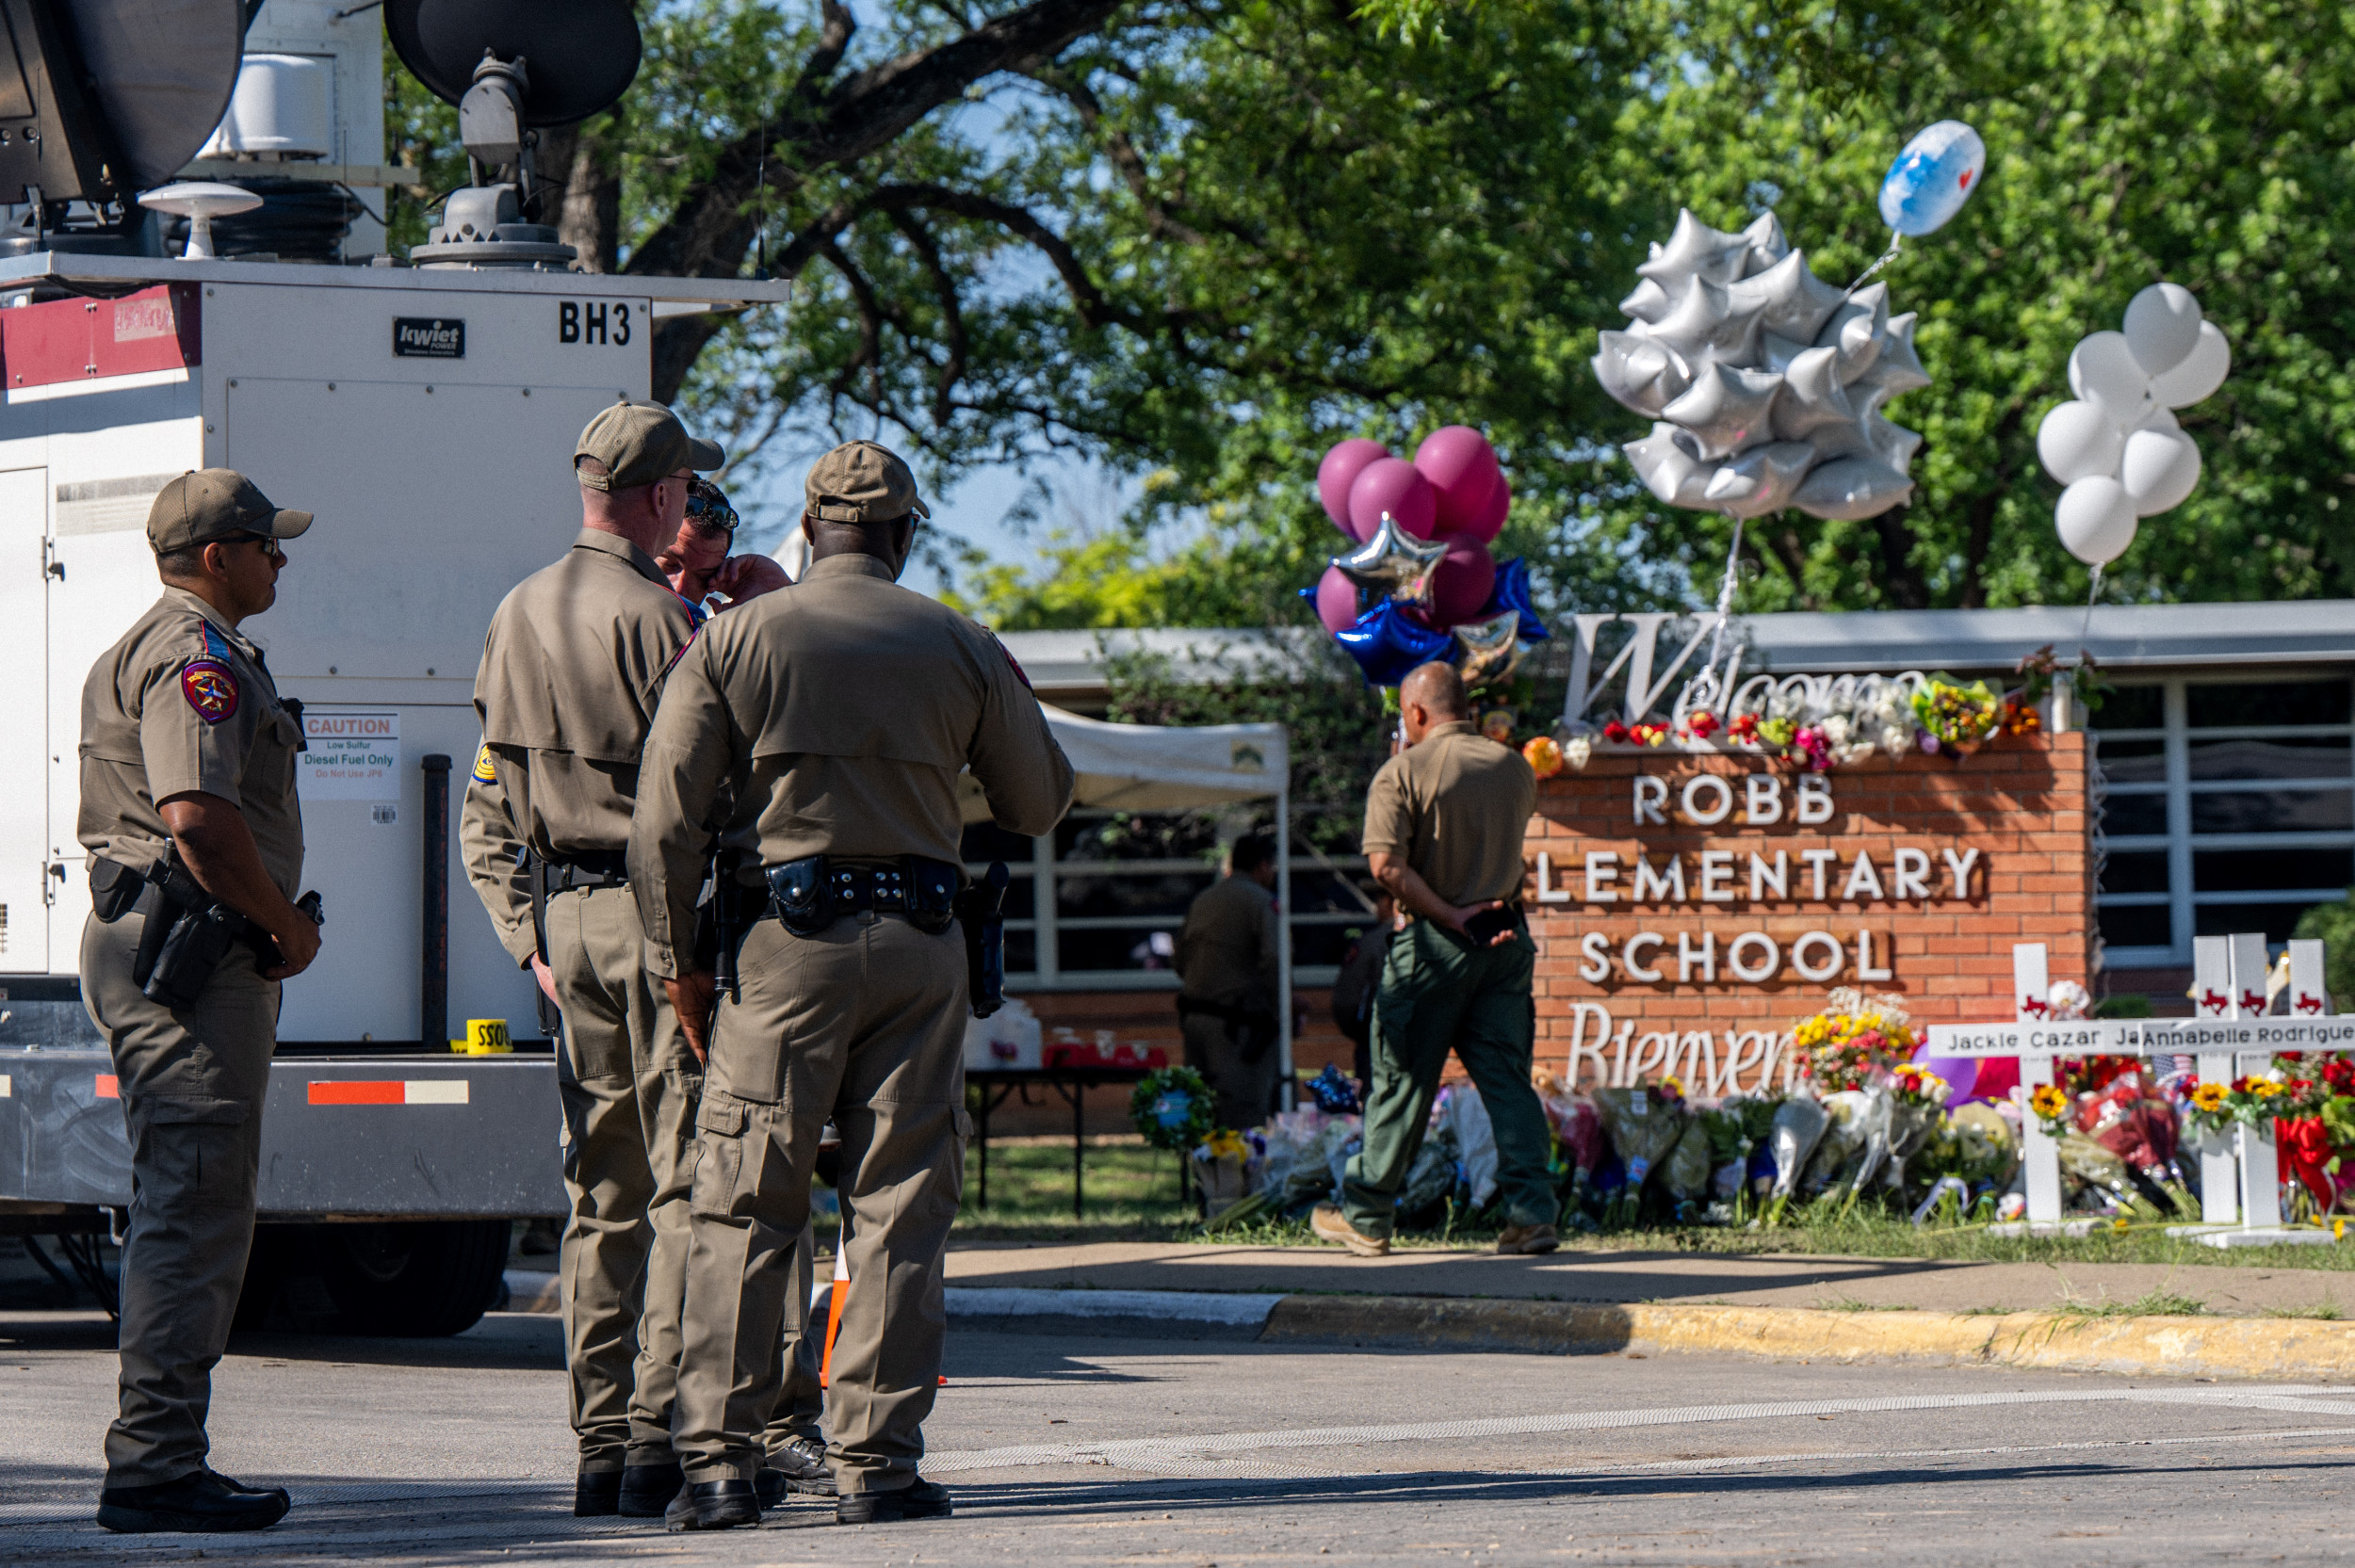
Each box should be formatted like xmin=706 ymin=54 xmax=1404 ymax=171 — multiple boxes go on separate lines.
xmin=689 ymin=1093 xmax=751 ymax=1220
xmin=133 ymin=1095 xmax=253 ymax=1214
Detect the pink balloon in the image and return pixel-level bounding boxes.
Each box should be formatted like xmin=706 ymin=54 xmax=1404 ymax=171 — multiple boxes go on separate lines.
xmin=1312 ymin=565 xmax=1361 ymax=633
xmin=1455 ymin=471 xmax=1510 ymax=544
xmin=1317 ymin=439 xmax=1389 ymax=536
xmin=1415 ymin=425 xmax=1503 ymax=532
xmin=1348 ymin=458 xmax=1438 ymax=540
xmin=1428 ymin=537 xmax=1497 ymax=627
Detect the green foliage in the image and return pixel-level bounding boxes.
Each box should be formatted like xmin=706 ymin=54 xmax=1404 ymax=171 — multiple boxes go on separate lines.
xmin=1129 ymin=1066 xmax=1217 ymax=1150
xmin=2294 ymin=889 xmax=2355 ymax=1011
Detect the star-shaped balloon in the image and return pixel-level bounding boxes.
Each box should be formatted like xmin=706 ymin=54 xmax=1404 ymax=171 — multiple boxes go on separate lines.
xmin=1451 ymin=608 xmax=1523 ymax=687
xmin=1331 ymin=512 xmax=1448 ymax=610
xmin=1336 ymin=599 xmax=1453 ymax=686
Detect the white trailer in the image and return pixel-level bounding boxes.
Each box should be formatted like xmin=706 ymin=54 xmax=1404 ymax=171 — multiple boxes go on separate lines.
xmin=0 ymin=251 xmax=787 ymax=1331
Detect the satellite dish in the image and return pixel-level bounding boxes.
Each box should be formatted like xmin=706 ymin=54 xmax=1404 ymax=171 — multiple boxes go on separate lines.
xmin=386 ymin=0 xmax=641 ymax=126
xmin=139 ymin=180 xmax=261 ymax=259
xmin=61 ymin=0 xmax=245 ymax=190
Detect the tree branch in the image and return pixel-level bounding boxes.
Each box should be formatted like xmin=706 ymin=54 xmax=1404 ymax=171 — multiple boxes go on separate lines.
xmin=881 ymin=207 xmax=970 ymax=427
xmin=869 ymin=181 xmax=1121 ymax=328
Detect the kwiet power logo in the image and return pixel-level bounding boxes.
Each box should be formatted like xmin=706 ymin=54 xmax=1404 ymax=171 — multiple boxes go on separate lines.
xmin=393 ymin=317 xmax=465 ymax=359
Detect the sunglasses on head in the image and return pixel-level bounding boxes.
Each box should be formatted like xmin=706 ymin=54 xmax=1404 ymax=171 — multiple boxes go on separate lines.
xmin=685 ymin=478 xmax=738 ymax=535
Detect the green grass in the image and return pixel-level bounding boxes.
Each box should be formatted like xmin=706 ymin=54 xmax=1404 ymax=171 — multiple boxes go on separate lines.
xmin=953 ymin=1139 xmax=2355 ymax=1273
xmin=1816 ymin=1295 xmax=1917 ymax=1312
xmin=2050 ymin=1288 xmax=2210 ymax=1319
xmin=2264 ymin=1299 xmax=2347 ymax=1320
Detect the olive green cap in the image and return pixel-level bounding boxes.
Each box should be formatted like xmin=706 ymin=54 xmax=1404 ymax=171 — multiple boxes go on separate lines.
xmin=147 ymin=468 xmax=313 ymax=555
xmin=574 ymin=399 xmax=723 ymax=492
xmin=804 ymin=440 xmax=930 ymax=524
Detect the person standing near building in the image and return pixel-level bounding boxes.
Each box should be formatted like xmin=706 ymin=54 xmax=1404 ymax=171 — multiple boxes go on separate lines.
xmin=1328 ymin=881 xmax=1396 ymax=1091
xmin=459 ymin=400 xmax=796 ymax=1518
xmin=1175 ymin=835 xmax=1283 ymax=1132
xmin=631 ymin=439 xmax=1073 ymax=1531
xmin=81 ymin=471 xmax=320 ymax=1533
xmin=1312 ymin=661 xmax=1558 ymax=1258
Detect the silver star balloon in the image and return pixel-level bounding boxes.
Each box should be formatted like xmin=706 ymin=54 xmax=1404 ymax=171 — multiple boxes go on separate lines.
xmin=1593 ymin=207 xmax=1932 ymax=525
xmin=1451 ymin=608 xmax=1524 ymax=687
xmin=1331 ymin=512 xmax=1448 ymax=609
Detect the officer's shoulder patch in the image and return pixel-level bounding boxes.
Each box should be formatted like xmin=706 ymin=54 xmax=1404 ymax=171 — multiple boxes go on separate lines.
xmin=180 ymin=659 xmax=239 ymax=724
xmin=471 ymin=742 xmax=498 ymax=784
xmin=987 ymin=631 xmax=1031 ymax=690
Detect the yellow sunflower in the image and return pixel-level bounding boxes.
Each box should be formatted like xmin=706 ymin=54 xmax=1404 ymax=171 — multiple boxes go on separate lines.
xmin=2030 ymin=1084 xmax=2070 ymax=1120
xmin=2190 ymin=1082 xmax=2227 ymax=1113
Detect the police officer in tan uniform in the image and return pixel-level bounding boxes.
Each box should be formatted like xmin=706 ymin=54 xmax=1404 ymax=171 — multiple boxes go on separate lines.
xmin=79 ymin=470 xmax=320 ymax=1534
xmin=460 ymin=400 xmax=799 ymax=1517
xmin=1174 ymin=834 xmax=1281 ymax=1130
xmin=1311 ymin=661 xmax=1559 ymax=1258
xmin=630 ymin=440 xmax=1073 ymax=1531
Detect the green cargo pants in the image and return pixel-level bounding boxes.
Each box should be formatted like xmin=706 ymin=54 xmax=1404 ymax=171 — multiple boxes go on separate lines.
xmin=81 ymin=909 xmax=277 ymax=1490
xmin=1341 ymin=918 xmax=1557 ymax=1239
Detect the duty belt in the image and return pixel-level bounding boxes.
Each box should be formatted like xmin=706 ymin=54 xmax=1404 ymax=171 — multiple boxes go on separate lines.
xmin=544 ymin=849 xmax=628 ymax=892
xmin=764 ymin=854 xmax=961 ymax=937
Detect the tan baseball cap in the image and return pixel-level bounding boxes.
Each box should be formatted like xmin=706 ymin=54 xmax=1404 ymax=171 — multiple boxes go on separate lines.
xmin=147 ymin=469 xmax=313 ymax=556
xmin=574 ymin=399 xmax=723 ymax=492
xmin=804 ymin=440 xmax=930 ymax=525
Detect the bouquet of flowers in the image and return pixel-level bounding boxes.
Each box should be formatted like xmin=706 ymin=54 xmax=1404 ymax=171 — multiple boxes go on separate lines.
xmin=2184 ymin=1075 xmax=2292 ymax=1135
xmin=1911 ymin=672 xmax=2003 ymax=755
xmin=1304 ymin=1062 xmax=1362 ymax=1114
xmin=2075 ymin=1070 xmax=2196 ymax=1215
xmin=1796 ymin=1091 xmax=1873 ymax=1204
xmin=1698 ymin=1096 xmax=1782 ymax=1219
xmin=1762 ymin=1095 xmax=1830 ymax=1225
xmin=1534 ymin=1069 xmax=1604 ymax=1226
xmin=1258 ymin=1105 xmax=1363 ymax=1212
xmin=2055 ymin=1131 xmax=2168 ymax=1220
xmin=1663 ymin=1115 xmax=1715 ymax=1219
xmin=1523 ymin=735 xmax=1567 ymax=779
xmin=1593 ymin=1083 xmax=1689 ymax=1227
xmin=1130 ymin=1066 xmax=1216 ymax=1152
xmin=1791 ymin=989 xmax=1919 ymax=1093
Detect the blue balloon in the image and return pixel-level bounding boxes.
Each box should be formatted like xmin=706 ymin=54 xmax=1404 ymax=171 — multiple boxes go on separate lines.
xmin=1477 ymin=557 xmax=1551 ymax=645
xmin=1335 ymin=600 xmax=1452 ymax=687
xmin=1877 ymin=120 xmax=1986 ymax=238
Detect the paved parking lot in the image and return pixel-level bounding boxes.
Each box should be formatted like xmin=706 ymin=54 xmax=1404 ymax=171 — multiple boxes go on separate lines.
xmin=6 ymin=1308 xmax=2354 ymax=1564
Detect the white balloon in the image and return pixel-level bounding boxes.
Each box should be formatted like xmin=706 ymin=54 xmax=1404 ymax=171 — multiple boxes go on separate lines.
xmin=2067 ymin=331 xmax=2153 ymax=422
xmin=2150 ymin=320 xmax=2231 ymax=408
xmin=2055 ymin=476 xmax=2139 ymax=566
xmin=2120 ymin=426 xmax=2202 ymax=516
xmin=2036 ymin=399 xmax=2126 ymax=485
xmin=2122 ymin=283 xmax=2202 ymax=377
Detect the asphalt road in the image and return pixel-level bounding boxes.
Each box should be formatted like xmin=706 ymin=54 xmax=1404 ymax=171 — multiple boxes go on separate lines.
xmin=5 ymin=1309 xmax=2354 ymax=1565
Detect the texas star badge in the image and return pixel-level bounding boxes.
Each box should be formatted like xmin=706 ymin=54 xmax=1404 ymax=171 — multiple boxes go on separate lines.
xmin=471 ymin=742 xmax=497 ymax=784
xmin=179 ymin=658 xmax=240 ymax=724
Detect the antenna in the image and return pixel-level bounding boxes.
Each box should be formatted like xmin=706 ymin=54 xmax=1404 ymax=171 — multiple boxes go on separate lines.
xmin=385 ymin=0 xmax=640 ymax=268
xmin=138 ymin=180 xmax=261 ymax=258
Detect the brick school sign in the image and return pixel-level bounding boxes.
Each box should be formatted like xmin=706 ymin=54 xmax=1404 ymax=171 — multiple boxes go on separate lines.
xmin=1522 ymin=733 xmax=2093 ymax=1093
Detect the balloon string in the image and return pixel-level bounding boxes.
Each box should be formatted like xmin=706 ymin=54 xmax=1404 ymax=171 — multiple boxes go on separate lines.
xmin=2083 ymin=563 xmax=2103 ymax=643
xmin=1844 ymin=232 xmax=1903 ymax=295
xmin=1704 ymin=511 xmax=1745 ymax=677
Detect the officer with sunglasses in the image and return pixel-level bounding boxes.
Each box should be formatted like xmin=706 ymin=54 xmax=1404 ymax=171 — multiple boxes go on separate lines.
xmin=656 ymin=479 xmax=791 ymax=611
xmin=79 ymin=470 xmax=320 ymax=1533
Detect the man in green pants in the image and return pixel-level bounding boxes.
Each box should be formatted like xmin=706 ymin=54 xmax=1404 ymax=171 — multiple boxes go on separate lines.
xmin=1312 ymin=661 xmax=1558 ymax=1257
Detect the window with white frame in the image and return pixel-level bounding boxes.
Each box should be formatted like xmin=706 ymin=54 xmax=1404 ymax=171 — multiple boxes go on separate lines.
xmin=961 ymin=811 xmax=1370 ymax=992
xmin=2095 ymin=675 xmax=2355 ymax=968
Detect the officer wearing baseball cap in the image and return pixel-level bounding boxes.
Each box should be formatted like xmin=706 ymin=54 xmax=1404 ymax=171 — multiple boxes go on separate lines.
xmin=80 ymin=469 xmax=319 ymax=1532
xmin=638 ymin=440 xmax=1072 ymax=1530
xmin=458 ymin=399 xmax=800 ymax=1519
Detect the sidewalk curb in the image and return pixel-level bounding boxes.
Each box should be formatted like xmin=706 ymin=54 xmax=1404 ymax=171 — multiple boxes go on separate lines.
xmin=1259 ymin=1295 xmax=2355 ymax=1382
xmin=507 ymin=1269 xmax=2355 ymax=1382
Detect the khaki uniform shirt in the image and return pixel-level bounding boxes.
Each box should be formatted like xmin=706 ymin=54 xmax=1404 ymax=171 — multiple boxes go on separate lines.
xmin=1176 ymin=875 xmax=1277 ymax=1012
xmin=460 ymin=530 xmax=700 ymax=964
xmin=629 ymin=553 xmax=1075 ymax=978
xmin=1359 ymin=719 xmax=1535 ymax=907
xmin=77 ymin=587 xmax=306 ymax=897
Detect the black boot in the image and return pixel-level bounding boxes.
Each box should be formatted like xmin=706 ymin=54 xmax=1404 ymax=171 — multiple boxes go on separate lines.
xmin=665 ymin=1479 xmax=760 ymax=1533
xmin=761 ymin=1434 xmax=836 ymax=1499
xmin=836 ymin=1478 xmax=952 ymax=1526
xmin=97 ymin=1469 xmax=291 ymax=1534
xmin=575 ymin=1468 xmax=624 ymax=1518
xmin=619 ymin=1461 xmax=685 ymax=1518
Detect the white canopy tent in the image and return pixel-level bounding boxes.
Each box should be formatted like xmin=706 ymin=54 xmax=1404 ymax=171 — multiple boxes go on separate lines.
xmin=960 ymin=705 xmax=1296 ymax=1103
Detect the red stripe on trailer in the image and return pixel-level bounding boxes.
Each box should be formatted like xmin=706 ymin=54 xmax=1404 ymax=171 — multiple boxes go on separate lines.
xmin=309 ymin=1081 xmax=404 ymax=1106
xmin=94 ymin=1075 xmax=118 ymax=1099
